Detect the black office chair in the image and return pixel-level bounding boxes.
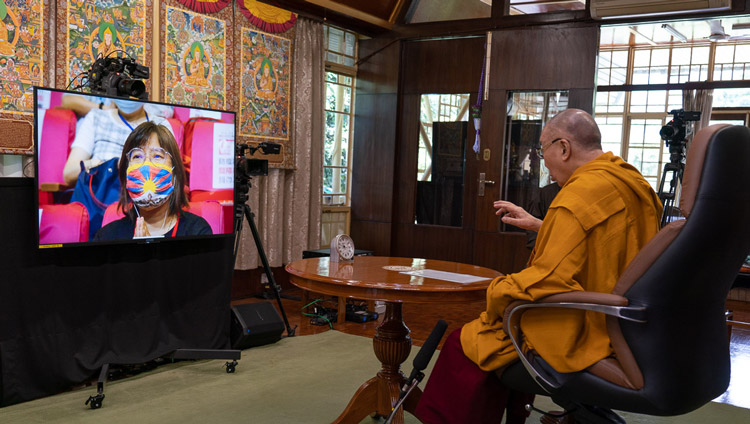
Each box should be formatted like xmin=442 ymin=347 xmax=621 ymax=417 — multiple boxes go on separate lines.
xmin=499 ymin=124 xmax=750 ymax=423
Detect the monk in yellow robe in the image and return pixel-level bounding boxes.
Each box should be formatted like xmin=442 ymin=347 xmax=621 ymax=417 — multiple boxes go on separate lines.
xmin=415 ymin=109 xmax=663 ymax=424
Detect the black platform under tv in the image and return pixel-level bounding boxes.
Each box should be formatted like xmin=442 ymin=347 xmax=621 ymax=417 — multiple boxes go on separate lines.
xmin=34 ymin=86 xmax=236 ymax=248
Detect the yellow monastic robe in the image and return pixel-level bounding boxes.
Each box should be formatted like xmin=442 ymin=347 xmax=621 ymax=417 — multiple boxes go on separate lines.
xmin=462 ymin=152 xmax=662 ymax=373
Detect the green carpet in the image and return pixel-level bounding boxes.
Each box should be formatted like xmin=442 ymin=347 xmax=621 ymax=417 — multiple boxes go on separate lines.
xmin=0 ymin=331 xmax=747 ymax=423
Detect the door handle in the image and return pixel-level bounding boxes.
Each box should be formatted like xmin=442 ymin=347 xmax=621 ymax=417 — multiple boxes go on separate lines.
xmin=478 ymin=172 xmax=495 ymax=197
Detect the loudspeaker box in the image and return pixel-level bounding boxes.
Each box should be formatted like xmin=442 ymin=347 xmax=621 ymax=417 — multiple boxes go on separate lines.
xmin=230 ymin=302 xmax=284 ymax=349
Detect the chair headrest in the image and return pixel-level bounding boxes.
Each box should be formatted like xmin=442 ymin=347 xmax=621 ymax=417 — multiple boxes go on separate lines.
xmin=679 ymin=124 xmax=730 ymax=217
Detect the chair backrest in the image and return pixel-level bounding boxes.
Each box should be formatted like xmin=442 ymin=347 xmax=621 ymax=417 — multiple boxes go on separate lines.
xmin=37 ymin=108 xmax=77 ymax=187
xmin=39 ymin=202 xmax=89 ymax=244
xmin=166 ymin=118 xmax=185 ymax=152
xmin=608 ymin=124 xmax=750 ymax=414
xmin=186 ymin=200 xmax=224 ymax=234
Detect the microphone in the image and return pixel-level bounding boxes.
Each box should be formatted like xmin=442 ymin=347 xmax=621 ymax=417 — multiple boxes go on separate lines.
xmin=401 ymin=319 xmax=448 ymax=399
xmin=385 ymin=320 xmax=448 ymax=424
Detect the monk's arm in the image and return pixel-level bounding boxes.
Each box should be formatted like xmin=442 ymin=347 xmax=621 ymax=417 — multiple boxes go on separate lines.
xmin=483 ymin=207 xmax=588 ymax=324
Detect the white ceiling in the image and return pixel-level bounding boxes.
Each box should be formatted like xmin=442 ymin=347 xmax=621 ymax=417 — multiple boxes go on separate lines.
xmin=602 ymin=15 xmax=750 ymax=46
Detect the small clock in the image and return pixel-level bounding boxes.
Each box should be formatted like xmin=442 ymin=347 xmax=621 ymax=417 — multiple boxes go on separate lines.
xmin=330 ymin=234 xmax=355 ymax=263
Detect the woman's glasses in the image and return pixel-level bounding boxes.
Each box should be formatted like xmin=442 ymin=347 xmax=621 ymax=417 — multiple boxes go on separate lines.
xmin=126 ymin=147 xmax=172 ymax=165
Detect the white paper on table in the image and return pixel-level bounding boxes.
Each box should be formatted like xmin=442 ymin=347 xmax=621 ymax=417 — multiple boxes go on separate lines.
xmin=399 ymin=269 xmax=491 ymax=284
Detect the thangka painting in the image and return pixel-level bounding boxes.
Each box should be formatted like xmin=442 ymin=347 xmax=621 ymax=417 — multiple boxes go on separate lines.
xmin=58 ymin=0 xmax=150 ymax=92
xmin=163 ymin=5 xmax=226 ymax=109
xmin=0 ymin=0 xmax=50 ymax=154
xmin=239 ymin=28 xmax=290 ymax=143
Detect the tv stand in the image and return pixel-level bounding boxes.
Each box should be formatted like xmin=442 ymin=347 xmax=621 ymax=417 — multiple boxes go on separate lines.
xmin=85 ymin=349 xmax=241 ymax=409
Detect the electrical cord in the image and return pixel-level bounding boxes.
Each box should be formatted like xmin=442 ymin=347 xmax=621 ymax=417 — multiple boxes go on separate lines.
xmin=301 ymin=298 xmax=334 ymax=329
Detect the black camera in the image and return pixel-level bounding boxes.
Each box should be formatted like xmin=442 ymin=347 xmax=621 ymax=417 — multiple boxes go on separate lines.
xmin=659 ymin=109 xmax=701 ymax=144
xmin=87 ymin=56 xmax=150 ymax=100
xmin=235 ymin=142 xmax=281 ymax=204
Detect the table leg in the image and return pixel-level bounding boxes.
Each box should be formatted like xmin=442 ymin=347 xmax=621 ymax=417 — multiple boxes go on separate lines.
xmin=333 ymin=302 xmax=412 ymax=424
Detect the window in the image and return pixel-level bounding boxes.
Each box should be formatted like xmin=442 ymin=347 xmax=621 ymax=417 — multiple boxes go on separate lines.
xmin=596 ymin=21 xmax=750 ymax=193
xmin=322 ymin=25 xmax=358 ymax=248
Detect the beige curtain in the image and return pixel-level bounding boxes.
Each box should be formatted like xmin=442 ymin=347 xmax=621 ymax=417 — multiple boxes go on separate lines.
xmin=682 ymin=88 xmax=714 ymax=136
xmin=235 ymin=18 xmax=324 ymax=269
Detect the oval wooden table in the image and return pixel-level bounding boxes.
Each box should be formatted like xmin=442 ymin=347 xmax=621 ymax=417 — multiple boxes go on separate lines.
xmin=285 ymin=256 xmax=501 ymax=424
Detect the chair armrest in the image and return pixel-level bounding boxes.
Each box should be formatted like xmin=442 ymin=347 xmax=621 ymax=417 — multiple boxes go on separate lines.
xmin=502 ymin=292 xmax=646 ymax=393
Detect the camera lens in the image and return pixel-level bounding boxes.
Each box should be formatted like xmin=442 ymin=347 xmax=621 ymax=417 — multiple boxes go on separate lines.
xmin=659 ymin=125 xmax=676 ymax=140
xmin=118 ymin=79 xmax=146 ymax=98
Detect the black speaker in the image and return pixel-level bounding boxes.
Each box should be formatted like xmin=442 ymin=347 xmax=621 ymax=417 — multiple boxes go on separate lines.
xmin=230 ymin=302 xmax=284 ymax=349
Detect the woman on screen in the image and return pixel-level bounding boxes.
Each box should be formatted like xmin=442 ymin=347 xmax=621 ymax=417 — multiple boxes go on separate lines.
xmin=93 ymin=122 xmax=212 ymax=241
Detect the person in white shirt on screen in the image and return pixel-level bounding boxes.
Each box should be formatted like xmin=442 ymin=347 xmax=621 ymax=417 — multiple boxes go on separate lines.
xmin=62 ymin=97 xmax=174 ymax=186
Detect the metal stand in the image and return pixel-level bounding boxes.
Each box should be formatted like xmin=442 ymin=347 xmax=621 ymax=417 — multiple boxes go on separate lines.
xmin=657 ymin=142 xmax=686 ymax=227
xmin=85 ymin=351 xmax=241 ymax=409
xmin=233 ymin=200 xmax=296 ymax=337
xmin=384 ymin=377 xmax=422 ymax=424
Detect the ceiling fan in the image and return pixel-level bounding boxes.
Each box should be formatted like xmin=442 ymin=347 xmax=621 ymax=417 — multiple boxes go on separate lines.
xmin=706 ymin=20 xmax=750 ymax=42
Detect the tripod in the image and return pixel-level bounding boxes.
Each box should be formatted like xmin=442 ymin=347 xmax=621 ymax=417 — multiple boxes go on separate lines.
xmin=233 ymin=183 xmax=296 ymax=337
xmin=657 ymin=141 xmax=686 ymax=227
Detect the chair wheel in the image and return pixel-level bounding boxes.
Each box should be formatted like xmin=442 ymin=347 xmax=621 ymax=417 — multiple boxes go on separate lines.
xmin=85 ymin=393 xmax=105 ymax=409
xmin=225 ymin=360 xmax=238 ymax=373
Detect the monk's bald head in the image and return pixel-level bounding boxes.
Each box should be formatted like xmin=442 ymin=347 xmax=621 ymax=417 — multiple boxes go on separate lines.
xmin=546 ymin=109 xmax=602 ymax=151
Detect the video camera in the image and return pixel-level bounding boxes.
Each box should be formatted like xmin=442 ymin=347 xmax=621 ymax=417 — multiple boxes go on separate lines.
xmin=659 ymin=109 xmax=701 ymax=144
xmin=87 ymin=55 xmax=150 ymax=100
xmin=657 ymin=109 xmax=702 ymax=226
xmin=235 ymin=142 xmax=282 ymax=204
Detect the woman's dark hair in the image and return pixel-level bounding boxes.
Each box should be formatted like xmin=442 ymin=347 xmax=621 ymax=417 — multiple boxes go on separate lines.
xmin=116 ymin=122 xmax=189 ymax=219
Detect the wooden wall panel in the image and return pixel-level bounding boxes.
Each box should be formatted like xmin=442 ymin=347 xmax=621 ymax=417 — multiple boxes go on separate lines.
xmin=392 ymin=94 xmax=420 ymax=225
xmin=351 ymin=92 xmax=399 ymax=223
xmin=473 ymin=232 xmax=530 ymax=274
xmin=401 ymin=37 xmax=486 ymax=95
xmin=490 ymin=25 xmax=598 ymax=91
xmin=350 ymin=221 xmax=393 ymax=256
xmin=391 ymin=223 xmax=473 ymax=264
xmin=351 ymin=38 xmax=402 ymax=255
xmin=357 ymin=38 xmax=401 ymax=95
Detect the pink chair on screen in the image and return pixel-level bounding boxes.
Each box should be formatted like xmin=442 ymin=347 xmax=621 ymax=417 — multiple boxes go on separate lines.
xmin=39 ymin=202 xmax=89 ymax=244
xmin=37 ymin=108 xmax=77 ymax=200
xmin=166 ymin=118 xmax=184 ymax=152
xmin=100 ymin=201 xmax=224 ymax=235
xmin=187 ymin=201 xmax=224 ymax=234
xmin=184 ymin=119 xmax=234 ymax=203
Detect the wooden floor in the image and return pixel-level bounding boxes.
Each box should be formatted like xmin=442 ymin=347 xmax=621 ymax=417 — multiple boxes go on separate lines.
xmin=232 ymin=288 xmax=750 ymax=410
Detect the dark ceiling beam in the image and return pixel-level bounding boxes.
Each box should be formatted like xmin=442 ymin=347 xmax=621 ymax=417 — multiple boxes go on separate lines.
xmin=260 ymin=0 xmax=750 ymax=39
xmin=392 ymin=10 xmax=588 ymax=40
xmin=391 ymin=0 xmax=750 ymax=41
xmin=390 ymin=0 xmax=414 ymax=25
xmin=256 ymin=0 xmax=389 ymax=37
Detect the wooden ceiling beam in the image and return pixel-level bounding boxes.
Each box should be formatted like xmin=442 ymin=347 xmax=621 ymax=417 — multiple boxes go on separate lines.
xmin=255 ymin=0 xmax=389 ymax=36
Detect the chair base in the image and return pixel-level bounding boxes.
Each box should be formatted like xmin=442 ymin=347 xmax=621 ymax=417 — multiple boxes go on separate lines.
xmin=548 ymin=398 xmax=626 ymax=424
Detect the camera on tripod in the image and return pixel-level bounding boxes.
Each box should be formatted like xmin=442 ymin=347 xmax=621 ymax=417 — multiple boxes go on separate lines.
xmin=234 ymin=142 xmax=282 ymax=203
xmin=659 ymin=109 xmax=702 ymax=145
xmin=657 ymin=109 xmax=701 ymax=226
xmin=87 ymin=55 xmax=150 ymax=100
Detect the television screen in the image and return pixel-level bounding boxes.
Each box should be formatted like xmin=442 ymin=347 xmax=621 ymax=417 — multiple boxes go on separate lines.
xmin=34 ymin=87 xmax=236 ymax=248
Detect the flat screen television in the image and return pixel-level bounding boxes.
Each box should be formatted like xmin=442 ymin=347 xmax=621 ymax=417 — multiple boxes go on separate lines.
xmin=34 ymin=87 xmax=236 ymax=248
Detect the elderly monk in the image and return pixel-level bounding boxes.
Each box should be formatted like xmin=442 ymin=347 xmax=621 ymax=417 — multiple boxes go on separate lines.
xmin=415 ymin=109 xmax=663 ymax=424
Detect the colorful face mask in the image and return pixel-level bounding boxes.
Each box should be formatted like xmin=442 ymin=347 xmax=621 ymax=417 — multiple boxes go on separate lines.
xmin=126 ymin=161 xmax=174 ymax=208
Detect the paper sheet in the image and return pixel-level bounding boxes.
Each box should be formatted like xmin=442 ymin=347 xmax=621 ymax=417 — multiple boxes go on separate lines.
xmin=399 ymin=269 xmax=491 ymax=284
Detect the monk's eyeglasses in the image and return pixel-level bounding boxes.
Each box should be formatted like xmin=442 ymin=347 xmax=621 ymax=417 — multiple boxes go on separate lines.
xmin=536 ymin=138 xmax=563 ymax=159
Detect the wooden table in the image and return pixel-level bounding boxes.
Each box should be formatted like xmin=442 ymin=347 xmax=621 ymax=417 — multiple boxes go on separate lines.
xmin=285 ymin=256 xmax=501 ymax=424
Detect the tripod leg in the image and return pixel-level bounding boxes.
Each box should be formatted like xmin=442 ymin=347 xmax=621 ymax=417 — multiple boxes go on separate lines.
xmin=233 ymin=206 xmax=244 ymax=264
xmin=242 ymin=204 xmax=296 ymax=337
